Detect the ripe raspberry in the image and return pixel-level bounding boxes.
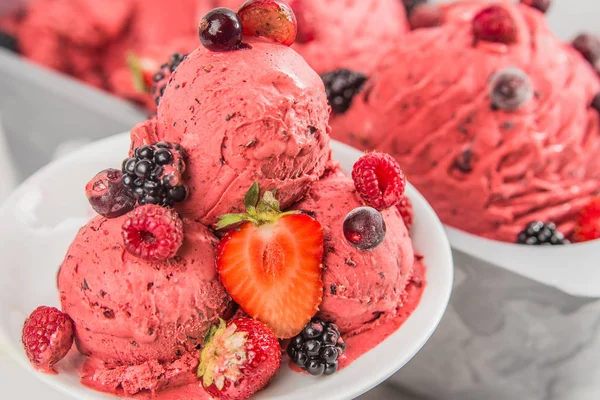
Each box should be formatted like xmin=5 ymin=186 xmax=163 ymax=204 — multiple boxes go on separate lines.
xmin=472 ymin=5 xmax=517 ymax=45
xmin=22 ymin=306 xmax=74 ymax=373
xmin=573 ymin=197 xmax=600 ymax=243
xmin=397 ymin=196 xmax=414 ymax=231
xmin=352 ymin=152 xmax=406 ymax=211
xmin=122 ymin=205 xmax=184 ymax=262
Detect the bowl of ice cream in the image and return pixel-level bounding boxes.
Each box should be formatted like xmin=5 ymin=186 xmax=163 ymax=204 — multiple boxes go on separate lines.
xmin=0 ymin=5 xmax=453 ymax=399
xmin=328 ymin=0 xmax=600 ymax=296
xmin=0 ymin=133 xmax=453 ymax=400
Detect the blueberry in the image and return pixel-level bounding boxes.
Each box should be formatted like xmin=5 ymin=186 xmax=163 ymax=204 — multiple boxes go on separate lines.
xmin=489 ymin=67 xmax=533 ymax=111
xmin=199 ymin=8 xmax=243 ymax=52
xmin=343 ymin=207 xmax=387 ymax=251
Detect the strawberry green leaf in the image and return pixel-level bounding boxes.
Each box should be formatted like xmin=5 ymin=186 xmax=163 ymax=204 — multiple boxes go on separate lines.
xmin=244 ymin=182 xmax=260 ymax=210
xmin=215 ymin=214 xmax=252 ymax=230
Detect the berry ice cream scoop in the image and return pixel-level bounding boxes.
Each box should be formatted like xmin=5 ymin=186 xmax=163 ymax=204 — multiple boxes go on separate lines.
xmin=130 ymin=36 xmax=331 ymax=225
xmin=57 ymin=214 xmax=231 ymax=396
xmin=295 ymin=165 xmax=415 ymax=334
xmin=216 ymin=0 xmax=409 ymax=74
xmin=330 ymin=0 xmax=600 ymax=242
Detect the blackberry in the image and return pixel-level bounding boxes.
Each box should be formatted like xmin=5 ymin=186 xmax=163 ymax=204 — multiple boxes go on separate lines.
xmin=402 ymin=0 xmax=428 ymax=15
xmin=516 ymin=221 xmax=570 ymax=245
xmin=287 ymin=318 xmax=346 ymax=376
xmin=152 ymin=53 xmax=187 ymax=106
xmin=321 ymin=69 xmax=367 ymax=115
xmin=122 ymin=142 xmax=188 ymax=207
xmin=0 ymin=30 xmax=19 ymax=53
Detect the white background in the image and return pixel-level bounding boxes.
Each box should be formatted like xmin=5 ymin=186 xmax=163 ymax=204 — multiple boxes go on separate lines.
xmin=2 ymin=1 xmax=600 ymax=399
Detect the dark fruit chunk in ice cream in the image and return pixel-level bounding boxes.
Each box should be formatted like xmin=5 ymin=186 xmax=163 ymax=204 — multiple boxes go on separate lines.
xmin=489 ymin=67 xmax=533 ymax=111
xmin=521 ymin=0 xmax=551 ymax=14
xmin=321 ymin=69 xmax=367 ymax=114
xmin=288 ymin=318 xmax=346 ymax=376
xmin=516 ymin=221 xmax=569 ymax=245
xmin=343 ymin=207 xmax=387 ymax=251
xmin=199 ymin=8 xmax=243 ymax=52
xmin=238 ymin=0 xmax=298 ymax=46
xmin=85 ymin=169 xmax=135 ymax=218
xmin=573 ymin=33 xmax=600 ymax=65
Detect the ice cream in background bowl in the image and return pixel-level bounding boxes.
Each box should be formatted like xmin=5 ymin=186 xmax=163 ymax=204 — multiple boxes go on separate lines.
xmin=0 ymin=0 xmax=409 ymax=112
xmin=0 ymin=3 xmax=452 ymax=400
xmin=326 ymin=0 xmax=600 ymax=295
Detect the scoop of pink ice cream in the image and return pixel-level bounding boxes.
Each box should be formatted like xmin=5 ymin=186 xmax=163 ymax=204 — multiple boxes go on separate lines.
xmin=57 ymin=215 xmax=230 ymax=394
xmin=131 ymin=37 xmax=331 ymax=225
xmin=295 ymin=165 xmax=414 ymax=334
xmin=214 ymin=0 xmax=408 ymax=74
xmin=330 ymin=0 xmax=600 ymax=242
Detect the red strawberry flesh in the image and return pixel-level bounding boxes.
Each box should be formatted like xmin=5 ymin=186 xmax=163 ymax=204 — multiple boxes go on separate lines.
xmin=217 ymin=214 xmax=323 ymax=338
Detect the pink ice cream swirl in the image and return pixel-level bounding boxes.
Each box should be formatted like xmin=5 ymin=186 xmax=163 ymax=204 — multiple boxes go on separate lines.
xmin=330 ymin=0 xmax=600 ymax=242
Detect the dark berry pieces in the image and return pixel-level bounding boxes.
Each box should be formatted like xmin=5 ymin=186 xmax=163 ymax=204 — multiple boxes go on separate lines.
xmin=122 ymin=205 xmax=184 ymax=261
xmin=521 ymin=0 xmax=551 ymax=13
xmin=573 ymin=33 xmax=600 ymax=65
xmin=199 ymin=8 xmax=243 ymax=52
xmin=288 ymin=318 xmax=345 ymax=376
xmin=0 ymin=30 xmax=19 ymax=53
xmin=592 ymin=93 xmax=600 ymax=114
xmin=151 ymin=53 xmax=187 ymax=107
xmin=455 ymin=149 xmax=473 ymax=173
xmin=402 ymin=0 xmax=427 ymax=16
xmin=343 ymin=207 xmax=387 ymax=251
xmin=516 ymin=221 xmax=570 ymax=245
xmin=352 ymin=152 xmax=406 ymax=211
xmin=122 ymin=142 xmax=188 ymax=207
xmin=488 ymin=67 xmax=533 ymax=111
xmin=472 ymin=5 xmax=518 ymax=45
xmin=409 ymin=4 xmax=443 ymax=30
xmin=321 ymin=69 xmax=367 ymax=114
xmin=85 ymin=169 xmax=136 ymax=218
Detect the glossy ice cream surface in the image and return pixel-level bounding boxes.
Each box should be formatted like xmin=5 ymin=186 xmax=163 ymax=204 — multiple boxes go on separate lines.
xmin=131 ymin=37 xmax=331 ymax=225
xmin=330 ymin=0 xmax=600 ymax=242
xmin=58 ymin=215 xmax=230 ymax=395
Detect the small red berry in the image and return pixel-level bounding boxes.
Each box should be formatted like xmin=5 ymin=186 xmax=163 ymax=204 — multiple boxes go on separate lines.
xmin=521 ymin=0 xmax=551 ymax=14
xmin=573 ymin=197 xmax=600 ymax=243
xmin=472 ymin=5 xmax=518 ymax=45
xmin=397 ymin=196 xmax=414 ymax=231
xmin=122 ymin=205 xmax=184 ymax=262
xmin=22 ymin=306 xmax=74 ymax=373
xmin=409 ymin=5 xmax=443 ymax=30
xmin=352 ymin=152 xmax=406 ymax=211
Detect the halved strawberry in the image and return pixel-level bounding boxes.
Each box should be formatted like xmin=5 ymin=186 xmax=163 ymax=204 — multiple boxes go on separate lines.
xmin=126 ymin=52 xmax=158 ymax=93
xmin=216 ymin=183 xmax=324 ymax=339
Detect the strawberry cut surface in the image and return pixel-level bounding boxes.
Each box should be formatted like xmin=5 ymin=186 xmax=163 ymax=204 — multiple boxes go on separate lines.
xmin=217 ymin=214 xmax=323 ymax=339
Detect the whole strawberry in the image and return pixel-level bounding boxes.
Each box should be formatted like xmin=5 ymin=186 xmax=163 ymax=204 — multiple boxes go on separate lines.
xmin=22 ymin=306 xmax=74 ymax=373
xmin=573 ymin=197 xmax=600 ymax=242
xmin=216 ymin=183 xmax=324 ymax=339
xmin=198 ymin=318 xmax=281 ymax=400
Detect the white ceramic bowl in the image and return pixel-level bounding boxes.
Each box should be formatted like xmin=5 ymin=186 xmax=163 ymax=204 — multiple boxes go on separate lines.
xmin=0 ymin=134 xmax=453 ymax=400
